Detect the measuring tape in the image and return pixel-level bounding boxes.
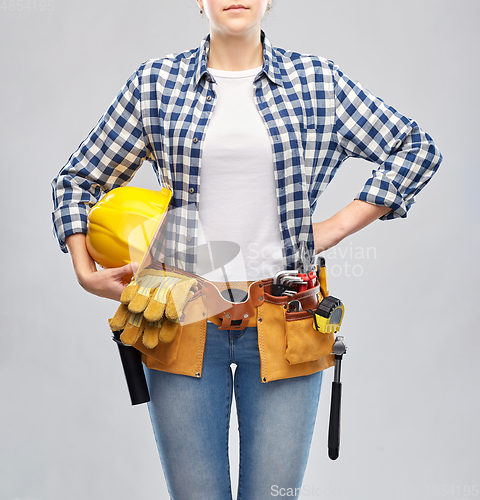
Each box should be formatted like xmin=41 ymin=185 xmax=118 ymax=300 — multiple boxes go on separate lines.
xmin=311 ymin=296 xmax=345 ymax=334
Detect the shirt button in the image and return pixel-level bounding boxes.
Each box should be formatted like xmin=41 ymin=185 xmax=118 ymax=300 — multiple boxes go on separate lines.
xmin=187 ymin=236 xmax=192 ymax=242
xmin=193 ymin=137 xmax=198 ymax=143
xmin=189 ymin=187 xmax=195 ymax=194
xmin=206 ymin=96 xmax=212 ymax=101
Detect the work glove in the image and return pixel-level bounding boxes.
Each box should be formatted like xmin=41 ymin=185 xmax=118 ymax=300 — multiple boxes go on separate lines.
xmin=109 ymin=268 xmax=197 ymax=348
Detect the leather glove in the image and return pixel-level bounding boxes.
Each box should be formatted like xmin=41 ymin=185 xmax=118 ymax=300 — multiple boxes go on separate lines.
xmin=109 ymin=310 xmax=176 ymax=348
xmin=119 ymin=312 xmax=147 ymax=346
xmin=122 ymin=269 xmax=197 ymax=321
xmin=109 ymin=268 xmax=197 ymax=348
xmin=121 ymin=272 xmax=166 ymax=314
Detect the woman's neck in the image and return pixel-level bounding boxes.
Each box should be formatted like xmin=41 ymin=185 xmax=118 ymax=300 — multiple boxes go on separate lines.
xmin=207 ymin=29 xmax=263 ymax=71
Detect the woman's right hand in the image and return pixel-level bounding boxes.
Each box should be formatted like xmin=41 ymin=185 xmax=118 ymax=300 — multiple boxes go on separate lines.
xmin=65 ymin=233 xmax=138 ymax=302
xmin=76 ymin=262 xmax=138 ymax=302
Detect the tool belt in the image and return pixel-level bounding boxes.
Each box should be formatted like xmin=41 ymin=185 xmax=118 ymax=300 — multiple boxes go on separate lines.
xmin=114 ymin=260 xmax=347 ymax=461
xmin=132 ymin=263 xmax=336 ymax=383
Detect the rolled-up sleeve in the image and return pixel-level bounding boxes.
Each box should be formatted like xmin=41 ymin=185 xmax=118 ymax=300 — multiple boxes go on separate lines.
xmin=51 ymin=69 xmax=148 ymax=252
xmin=333 ymin=67 xmax=442 ymax=220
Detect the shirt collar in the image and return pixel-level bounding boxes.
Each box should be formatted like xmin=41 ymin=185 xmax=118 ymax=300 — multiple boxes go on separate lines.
xmin=194 ymin=31 xmax=285 ymax=88
xmin=260 ymin=31 xmax=284 ymax=86
xmin=194 ymin=35 xmax=211 ymax=87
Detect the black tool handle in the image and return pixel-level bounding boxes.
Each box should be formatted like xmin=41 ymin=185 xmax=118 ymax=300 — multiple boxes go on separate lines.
xmin=113 ymin=331 xmax=150 ymax=406
xmin=271 ymin=283 xmax=285 ymax=296
xmin=328 ymin=380 xmax=342 ymax=460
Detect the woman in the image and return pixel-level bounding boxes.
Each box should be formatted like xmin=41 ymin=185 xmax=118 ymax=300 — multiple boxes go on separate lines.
xmin=51 ymin=1 xmax=442 ymax=498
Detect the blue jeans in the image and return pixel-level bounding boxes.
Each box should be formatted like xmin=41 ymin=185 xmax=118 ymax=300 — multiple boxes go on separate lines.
xmin=145 ymin=322 xmax=323 ymax=500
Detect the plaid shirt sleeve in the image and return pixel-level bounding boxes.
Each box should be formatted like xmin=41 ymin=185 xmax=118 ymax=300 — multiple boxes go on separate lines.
xmin=51 ymin=69 xmax=149 ymax=252
xmin=333 ymin=66 xmax=442 ymax=219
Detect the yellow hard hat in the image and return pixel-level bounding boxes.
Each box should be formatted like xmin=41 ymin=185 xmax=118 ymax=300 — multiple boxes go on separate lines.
xmin=86 ymin=186 xmax=172 ymax=268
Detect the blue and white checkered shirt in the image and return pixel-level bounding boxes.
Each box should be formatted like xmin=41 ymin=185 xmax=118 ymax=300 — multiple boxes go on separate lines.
xmin=51 ymin=32 xmax=442 ymax=271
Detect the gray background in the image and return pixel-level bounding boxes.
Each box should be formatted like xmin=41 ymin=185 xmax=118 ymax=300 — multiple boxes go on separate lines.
xmin=1 ymin=0 xmax=479 ymax=499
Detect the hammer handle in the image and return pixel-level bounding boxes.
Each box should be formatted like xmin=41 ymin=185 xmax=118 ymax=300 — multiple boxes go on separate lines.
xmin=113 ymin=331 xmax=150 ymax=406
xmin=328 ymin=381 xmax=342 ymax=460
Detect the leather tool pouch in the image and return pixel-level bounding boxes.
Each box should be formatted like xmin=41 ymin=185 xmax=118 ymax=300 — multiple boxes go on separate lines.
xmin=132 ymin=263 xmax=208 ymax=377
xmin=134 ymin=291 xmax=208 ymax=378
xmin=257 ymin=283 xmax=335 ymax=383
xmin=285 ymin=309 xmax=334 ymax=365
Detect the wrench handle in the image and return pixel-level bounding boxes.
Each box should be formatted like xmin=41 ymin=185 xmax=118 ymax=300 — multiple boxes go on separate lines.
xmin=328 ymin=380 xmax=342 ymax=460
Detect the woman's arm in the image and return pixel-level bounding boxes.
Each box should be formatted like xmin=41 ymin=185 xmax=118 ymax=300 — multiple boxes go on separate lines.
xmin=66 ymin=233 xmax=137 ymax=301
xmin=52 ymin=69 xmax=147 ymax=300
xmin=313 ymin=199 xmax=391 ymax=254
xmin=51 ymin=68 xmax=148 ymax=254
xmin=332 ymin=65 xmax=442 ymax=222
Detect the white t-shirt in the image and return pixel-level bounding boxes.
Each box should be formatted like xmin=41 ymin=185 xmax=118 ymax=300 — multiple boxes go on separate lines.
xmin=198 ymin=66 xmax=284 ymax=282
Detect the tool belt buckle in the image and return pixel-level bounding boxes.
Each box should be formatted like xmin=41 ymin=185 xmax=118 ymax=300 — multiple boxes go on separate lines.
xmin=200 ymin=280 xmax=267 ymax=330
